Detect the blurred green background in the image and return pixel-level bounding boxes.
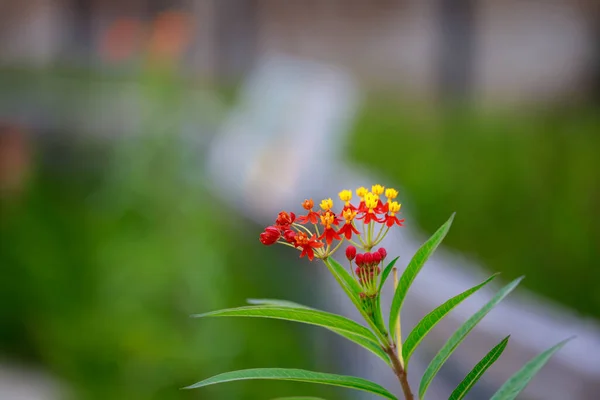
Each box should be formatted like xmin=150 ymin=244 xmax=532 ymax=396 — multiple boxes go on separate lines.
xmin=1 ymin=69 xmax=599 ymax=399
xmin=1 ymin=1 xmax=599 ymax=398
xmin=350 ymin=99 xmax=600 ymax=319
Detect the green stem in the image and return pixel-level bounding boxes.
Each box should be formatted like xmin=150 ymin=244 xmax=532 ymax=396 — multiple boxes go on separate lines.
xmin=322 ymin=258 xmax=388 ymax=344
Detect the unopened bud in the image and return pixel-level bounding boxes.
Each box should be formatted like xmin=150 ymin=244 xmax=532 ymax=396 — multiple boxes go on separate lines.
xmin=363 ymin=252 xmax=374 ymax=265
xmin=378 ymin=247 xmax=387 ymax=260
xmin=346 ymin=245 xmax=357 ymax=261
xmin=372 ymin=251 xmax=382 ymax=264
xmin=355 ymin=253 xmax=365 ymax=266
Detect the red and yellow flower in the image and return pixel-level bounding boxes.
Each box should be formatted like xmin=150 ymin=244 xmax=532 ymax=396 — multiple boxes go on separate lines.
xmin=259 ymin=184 xmax=403 ymax=263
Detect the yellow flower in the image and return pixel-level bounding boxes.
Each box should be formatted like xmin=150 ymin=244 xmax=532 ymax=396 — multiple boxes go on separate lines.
xmin=364 ymin=192 xmax=379 ymax=211
xmin=338 ymin=189 xmax=353 ymax=204
xmin=389 ymin=201 xmax=401 ymax=215
xmin=342 ymin=208 xmax=357 ymax=223
xmin=372 ymin=184 xmax=385 ymax=195
xmin=320 ymin=198 xmax=334 ymax=211
xmin=385 ymin=188 xmax=398 ymax=201
xmin=356 ymin=186 xmax=368 ymax=198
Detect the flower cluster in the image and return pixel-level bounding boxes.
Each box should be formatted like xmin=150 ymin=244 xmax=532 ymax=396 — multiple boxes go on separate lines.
xmin=259 ymin=185 xmax=404 ymax=261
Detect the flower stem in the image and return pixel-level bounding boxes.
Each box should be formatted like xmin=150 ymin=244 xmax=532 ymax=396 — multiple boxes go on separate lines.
xmin=393 ymin=267 xmax=405 ymax=368
xmin=383 ymin=345 xmax=414 ymax=400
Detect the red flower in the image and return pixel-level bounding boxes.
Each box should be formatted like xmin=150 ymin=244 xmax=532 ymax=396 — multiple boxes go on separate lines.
xmin=338 ymin=208 xmax=359 ymax=240
xmin=293 ymin=232 xmax=324 ymax=261
xmin=275 ymin=211 xmax=295 ymax=229
xmin=385 ymin=214 xmax=405 ymax=227
xmin=338 ymin=223 xmax=360 ymax=240
xmin=384 ymin=201 xmax=404 ymax=227
xmin=377 ymin=247 xmax=387 ymax=260
xmin=297 ymin=199 xmax=320 ymax=224
xmin=319 ymin=211 xmax=341 ymax=245
xmin=260 ymin=226 xmax=280 ymax=245
xmin=360 ymin=211 xmax=383 ymax=224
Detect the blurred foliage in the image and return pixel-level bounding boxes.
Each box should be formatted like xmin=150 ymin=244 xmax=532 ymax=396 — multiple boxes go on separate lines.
xmin=350 ymin=98 xmax=600 ymax=319
xmin=0 ymin=67 xmax=337 ymax=399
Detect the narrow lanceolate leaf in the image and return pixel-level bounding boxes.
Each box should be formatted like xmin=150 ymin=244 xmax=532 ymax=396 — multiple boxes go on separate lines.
xmin=247 ymin=298 xmax=313 ymax=309
xmin=327 ymin=257 xmax=363 ymax=299
xmin=419 ymin=277 xmax=523 ymax=399
xmin=490 ymin=337 xmax=573 ymax=400
xmin=246 ymin=299 xmax=391 ymax=366
xmin=378 ymin=256 xmax=400 ymax=291
xmin=388 ymin=213 xmax=455 ymax=335
xmin=185 ymin=368 xmax=398 ymax=399
xmin=402 ymin=274 xmax=498 ymax=367
xmin=192 ymin=306 xmax=379 ymax=345
xmin=449 ymin=335 xmax=510 ymax=400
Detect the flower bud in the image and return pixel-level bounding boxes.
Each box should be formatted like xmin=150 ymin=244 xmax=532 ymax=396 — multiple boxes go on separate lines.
xmin=283 ymin=229 xmax=296 ymax=243
xmin=346 ymin=245 xmax=357 ymax=261
xmin=378 ymin=247 xmax=387 ymax=260
xmin=372 ymin=251 xmax=382 ymax=264
xmin=355 ymin=253 xmax=364 ymax=266
xmin=355 ymin=267 xmax=363 ymax=276
xmin=363 ymin=252 xmax=373 ymax=266
xmin=260 ymin=226 xmax=280 ymax=245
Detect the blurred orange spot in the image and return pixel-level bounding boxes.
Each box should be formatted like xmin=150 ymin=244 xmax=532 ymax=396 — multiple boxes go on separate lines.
xmin=148 ymin=11 xmax=194 ymax=62
xmin=100 ymin=17 xmax=144 ymax=63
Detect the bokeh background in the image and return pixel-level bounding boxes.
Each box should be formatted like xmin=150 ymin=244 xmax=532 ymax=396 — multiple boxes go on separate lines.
xmin=1 ymin=1 xmax=599 ymax=399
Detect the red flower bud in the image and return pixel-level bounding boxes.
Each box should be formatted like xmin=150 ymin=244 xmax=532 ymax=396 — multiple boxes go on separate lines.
xmin=283 ymin=229 xmax=296 ymax=243
xmin=260 ymin=226 xmax=280 ymax=245
xmin=355 ymin=266 xmax=362 ymax=276
xmin=346 ymin=245 xmax=357 ymax=261
xmin=378 ymin=247 xmax=387 ymax=260
xmin=355 ymin=253 xmax=364 ymax=266
xmin=372 ymin=251 xmax=382 ymax=264
xmin=363 ymin=252 xmax=373 ymax=265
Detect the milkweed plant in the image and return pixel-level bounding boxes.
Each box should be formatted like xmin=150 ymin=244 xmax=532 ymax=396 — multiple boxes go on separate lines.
xmin=187 ymin=185 xmax=571 ymax=399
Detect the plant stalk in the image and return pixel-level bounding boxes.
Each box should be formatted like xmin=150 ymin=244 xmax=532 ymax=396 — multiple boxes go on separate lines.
xmin=383 ymin=345 xmax=414 ymax=400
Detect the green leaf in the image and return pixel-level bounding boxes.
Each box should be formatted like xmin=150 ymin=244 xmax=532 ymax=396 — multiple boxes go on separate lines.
xmin=327 ymin=257 xmax=363 ymax=299
xmin=247 ymin=298 xmax=313 ymax=309
xmin=245 ymin=299 xmax=391 ymax=366
xmin=419 ymin=277 xmax=523 ymax=399
xmin=192 ymin=306 xmax=379 ymax=344
xmin=388 ymin=213 xmax=455 ymax=335
xmin=185 ymin=368 xmax=398 ymax=399
xmin=449 ymin=335 xmax=510 ymax=400
xmin=402 ymin=274 xmax=498 ymax=367
xmin=490 ymin=337 xmax=573 ymax=400
xmin=378 ymin=256 xmax=400 ymax=291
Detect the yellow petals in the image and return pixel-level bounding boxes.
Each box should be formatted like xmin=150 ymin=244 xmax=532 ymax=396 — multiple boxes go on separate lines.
xmin=364 ymin=192 xmax=379 ymax=210
xmin=356 ymin=186 xmax=368 ymax=198
xmin=389 ymin=201 xmax=401 ymax=214
xmin=320 ymin=198 xmax=334 ymax=211
xmin=338 ymin=189 xmax=353 ymax=203
xmin=320 ymin=211 xmax=335 ymax=227
xmin=342 ymin=208 xmax=357 ymax=223
xmin=371 ymin=184 xmax=385 ymax=195
xmin=385 ymin=188 xmax=398 ymax=200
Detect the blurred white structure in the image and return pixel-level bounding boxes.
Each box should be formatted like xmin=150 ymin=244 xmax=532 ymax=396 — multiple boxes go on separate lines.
xmin=207 ymin=56 xmax=600 ymax=400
